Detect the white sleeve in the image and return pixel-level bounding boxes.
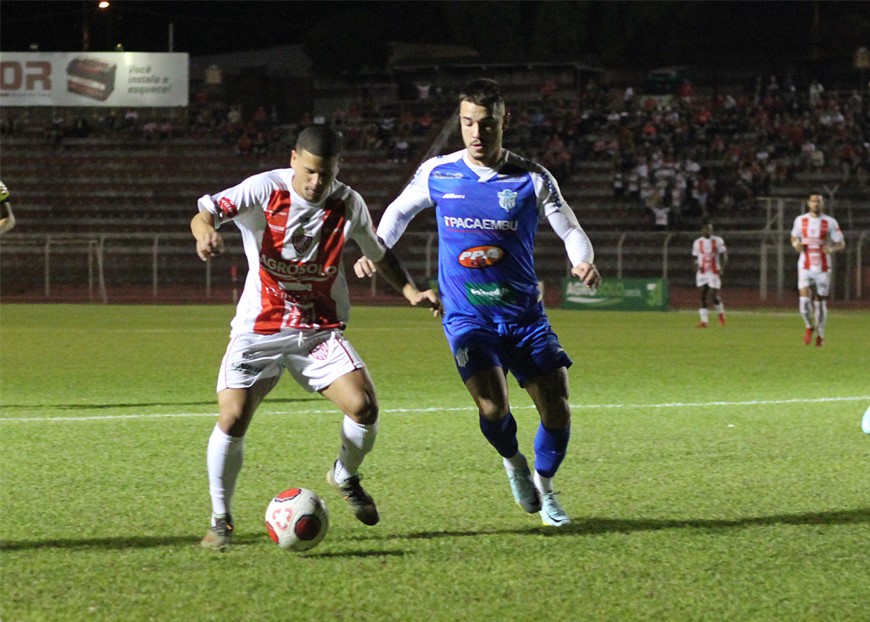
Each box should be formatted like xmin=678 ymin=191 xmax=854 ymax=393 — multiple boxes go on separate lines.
xmin=547 ymin=204 xmax=594 ymax=266
xmin=535 ymin=169 xmax=594 ymax=266
xmin=348 ymin=191 xmax=388 ymax=262
xmin=198 ymin=171 xmax=277 ymax=229
xmin=829 ymin=218 xmax=845 ymax=244
xmin=376 ymin=164 xmax=435 ymax=249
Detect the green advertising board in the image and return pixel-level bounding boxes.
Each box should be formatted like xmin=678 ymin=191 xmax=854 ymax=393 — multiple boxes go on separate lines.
xmin=561 ymin=277 xmax=669 ymax=311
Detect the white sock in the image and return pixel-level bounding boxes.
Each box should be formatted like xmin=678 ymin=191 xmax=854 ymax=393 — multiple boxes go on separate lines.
xmin=715 ymin=302 xmax=725 ymax=315
xmin=334 ymin=416 xmax=378 ymax=484
xmin=206 ymin=423 xmax=244 ymax=519
xmin=699 ymin=308 xmax=709 ymax=323
xmin=533 ymin=470 xmax=553 ymax=495
xmin=799 ymin=296 xmax=813 ymax=328
xmin=816 ymin=300 xmax=827 ymax=337
xmin=503 ymin=452 xmax=529 ymax=472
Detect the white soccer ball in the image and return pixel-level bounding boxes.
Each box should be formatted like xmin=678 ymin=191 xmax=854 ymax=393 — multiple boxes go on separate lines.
xmin=265 ymin=487 xmax=329 ymax=551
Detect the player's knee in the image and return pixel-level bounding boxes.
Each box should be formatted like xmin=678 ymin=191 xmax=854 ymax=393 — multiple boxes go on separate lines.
xmin=217 ymin=410 xmax=249 ymax=437
xmin=542 ymin=409 xmax=571 ymax=430
xmin=346 ymin=392 xmax=379 ymax=425
xmin=477 ymin=399 xmax=509 ymax=421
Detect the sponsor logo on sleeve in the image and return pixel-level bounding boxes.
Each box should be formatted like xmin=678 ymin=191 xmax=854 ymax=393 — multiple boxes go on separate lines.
xmin=217 ymin=197 xmax=239 ymax=218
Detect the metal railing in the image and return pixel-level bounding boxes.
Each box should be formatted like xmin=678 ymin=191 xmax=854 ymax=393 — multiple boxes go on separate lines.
xmin=1 ymin=229 xmax=868 ymax=303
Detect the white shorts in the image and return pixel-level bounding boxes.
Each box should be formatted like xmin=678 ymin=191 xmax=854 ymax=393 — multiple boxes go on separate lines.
xmin=797 ymin=268 xmax=831 ymax=297
xmin=696 ymin=273 xmax=721 ymax=289
xmin=217 ymin=329 xmax=365 ymax=393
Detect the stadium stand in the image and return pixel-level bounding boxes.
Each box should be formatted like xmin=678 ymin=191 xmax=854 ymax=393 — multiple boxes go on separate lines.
xmin=1 ymin=69 xmax=868 ymax=304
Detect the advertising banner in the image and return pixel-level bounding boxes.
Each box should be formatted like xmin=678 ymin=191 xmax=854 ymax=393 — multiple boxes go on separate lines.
xmin=0 ymin=52 xmax=189 ymax=107
xmin=562 ymin=277 xmax=669 ymax=311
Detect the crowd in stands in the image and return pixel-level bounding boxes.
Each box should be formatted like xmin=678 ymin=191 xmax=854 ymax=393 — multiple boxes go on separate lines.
xmin=502 ymin=74 xmax=869 ymax=229
xmin=3 ymin=71 xmax=867 ymax=232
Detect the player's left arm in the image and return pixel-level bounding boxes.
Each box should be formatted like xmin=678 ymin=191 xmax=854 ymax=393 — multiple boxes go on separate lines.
xmin=537 ymin=169 xmax=601 ymax=288
xmin=544 ymin=201 xmax=601 ymax=288
xmin=825 ymin=221 xmax=846 ymax=254
xmin=826 ymin=231 xmax=846 ymax=254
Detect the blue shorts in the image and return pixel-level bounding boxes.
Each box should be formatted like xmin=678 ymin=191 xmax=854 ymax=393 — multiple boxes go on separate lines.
xmin=443 ymin=312 xmax=572 ymax=387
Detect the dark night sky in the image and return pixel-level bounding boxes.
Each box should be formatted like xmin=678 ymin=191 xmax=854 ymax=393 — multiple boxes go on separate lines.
xmin=1 ymin=1 xmax=868 ymax=71
xmin=1 ymin=1 xmax=449 ymax=55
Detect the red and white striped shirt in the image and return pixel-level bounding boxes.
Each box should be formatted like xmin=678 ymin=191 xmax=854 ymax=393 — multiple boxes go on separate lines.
xmin=790 ymin=213 xmax=844 ymax=272
xmin=198 ymin=169 xmax=386 ymax=335
xmin=692 ymin=235 xmax=727 ymax=275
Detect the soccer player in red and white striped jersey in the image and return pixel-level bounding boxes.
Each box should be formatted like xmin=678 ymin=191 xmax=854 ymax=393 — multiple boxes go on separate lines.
xmin=691 ymin=221 xmax=728 ymax=327
xmin=191 ymin=125 xmax=440 ymax=550
xmin=789 ymin=193 xmax=845 ymax=347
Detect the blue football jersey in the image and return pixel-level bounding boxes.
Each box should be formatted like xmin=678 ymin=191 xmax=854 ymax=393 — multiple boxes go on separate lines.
xmin=378 ymin=149 xmax=592 ymax=324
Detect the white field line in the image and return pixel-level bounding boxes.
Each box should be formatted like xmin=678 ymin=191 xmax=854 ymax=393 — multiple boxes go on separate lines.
xmin=0 ymin=396 xmax=867 ymax=423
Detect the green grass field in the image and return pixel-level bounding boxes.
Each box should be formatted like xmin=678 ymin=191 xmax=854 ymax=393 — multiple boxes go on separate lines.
xmin=1 ymin=304 xmax=868 ymax=622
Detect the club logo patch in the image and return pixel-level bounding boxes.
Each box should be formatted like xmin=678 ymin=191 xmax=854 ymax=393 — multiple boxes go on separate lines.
xmin=455 ymin=347 xmax=469 ymax=368
xmin=497 ymin=189 xmax=517 ymax=212
xmin=309 ymin=341 xmax=329 ymax=360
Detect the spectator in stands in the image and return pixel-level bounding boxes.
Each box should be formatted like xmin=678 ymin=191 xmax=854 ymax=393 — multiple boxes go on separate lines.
xmin=0 ymin=180 xmax=15 ymax=235
xmin=808 ymin=80 xmax=824 ymax=107
xmin=612 ymin=168 xmax=625 ymax=197
xmin=0 ymin=112 xmax=19 ymax=136
xmin=123 ymin=109 xmax=139 ymax=133
xmin=355 ymin=78 xmax=600 ymax=528
xmin=646 ymin=189 xmax=670 ymax=230
xmin=45 ymin=113 xmax=66 ymax=146
xmin=234 ymin=132 xmax=253 ymax=156
xmin=623 ymin=85 xmax=635 ymax=111
xmin=191 ymin=124 xmax=439 ymax=551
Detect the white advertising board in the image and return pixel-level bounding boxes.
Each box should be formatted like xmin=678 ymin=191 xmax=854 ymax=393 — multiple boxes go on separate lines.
xmin=0 ymin=52 xmax=189 ymax=107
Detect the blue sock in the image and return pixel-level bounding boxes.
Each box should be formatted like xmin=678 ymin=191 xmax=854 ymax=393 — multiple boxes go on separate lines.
xmin=479 ymin=412 xmax=519 ymax=458
xmin=534 ymin=423 xmax=570 ymax=478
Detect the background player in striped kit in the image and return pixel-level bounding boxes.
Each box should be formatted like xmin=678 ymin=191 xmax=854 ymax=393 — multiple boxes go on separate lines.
xmin=790 ymin=192 xmax=845 ymax=347
xmin=691 ymin=221 xmax=728 ymax=328
xmin=191 ymin=125 xmax=440 ymax=550
xmin=0 ymin=180 xmax=16 ymax=235
xmin=355 ymin=79 xmax=600 ymax=527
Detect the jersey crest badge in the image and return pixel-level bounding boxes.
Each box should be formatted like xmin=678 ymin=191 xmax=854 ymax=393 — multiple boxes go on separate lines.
xmin=497 ymin=189 xmax=517 ymax=212
xmin=290 ymin=218 xmax=315 ymax=255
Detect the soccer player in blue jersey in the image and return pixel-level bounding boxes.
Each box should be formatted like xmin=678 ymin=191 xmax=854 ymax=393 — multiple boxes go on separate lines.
xmin=355 ymin=78 xmax=601 ymax=526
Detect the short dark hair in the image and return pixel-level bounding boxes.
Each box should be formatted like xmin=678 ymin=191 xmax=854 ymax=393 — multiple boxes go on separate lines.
xmin=459 ymin=78 xmax=504 ymax=111
xmin=296 ymin=125 xmax=343 ymax=158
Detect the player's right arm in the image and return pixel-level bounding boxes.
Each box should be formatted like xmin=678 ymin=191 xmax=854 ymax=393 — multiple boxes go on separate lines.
xmin=191 ymin=210 xmax=224 ymax=261
xmin=790 ymin=217 xmax=804 ymax=253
